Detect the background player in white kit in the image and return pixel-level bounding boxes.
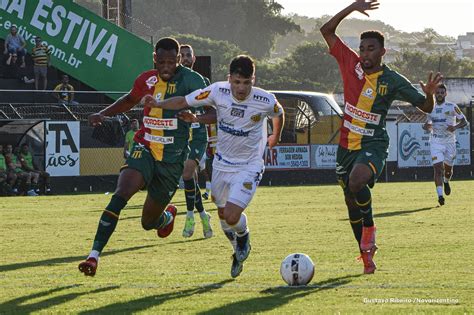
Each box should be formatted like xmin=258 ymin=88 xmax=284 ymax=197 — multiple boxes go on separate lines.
xmin=422 ymin=84 xmax=467 ymax=206
xmin=143 ymin=55 xmax=285 ymax=278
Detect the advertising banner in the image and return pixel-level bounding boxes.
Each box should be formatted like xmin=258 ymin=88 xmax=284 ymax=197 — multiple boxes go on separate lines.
xmin=45 ymin=121 xmax=80 ymax=176
xmin=264 ymin=145 xmax=311 ymax=170
xmin=311 ymin=144 xmax=337 ymax=169
xmin=0 ymin=0 xmax=152 ymax=95
xmin=397 ymin=123 xmax=470 ymax=167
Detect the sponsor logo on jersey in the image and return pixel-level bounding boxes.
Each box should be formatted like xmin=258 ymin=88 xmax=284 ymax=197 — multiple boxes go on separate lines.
xmin=243 ymin=182 xmax=253 ymax=190
xmin=155 ymin=93 xmax=163 ymax=100
xmin=343 ymin=120 xmax=375 ymax=136
xmin=145 ymin=75 xmax=158 ymax=89
xmin=355 ymin=62 xmax=364 ymax=80
xmin=253 ymin=94 xmax=270 ymax=103
xmin=195 ymin=90 xmax=211 ymax=100
xmin=344 ymin=102 xmax=381 ymax=125
xmin=377 ymin=83 xmax=388 ymax=96
xmin=231 ymin=103 xmax=248 ymax=109
xmin=191 ymin=122 xmax=201 ymax=129
xmin=218 ymin=120 xmax=250 ymax=137
xmin=143 ymin=117 xmax=178 ymax=130
xmin=167 ymin=83 xmax=176 ymax=94
xmin=362 ymin=88 xmax=374 ymax=99
xmin=273 ymin=104 xmax=280 ymax=113
xmin=231 ymin=108 xmax=245 ymax=118
xmin=219 ymin=87 xmax=231 ymax=94
xmin=251 ymin=113 xmax=262 ymax=122
xmin=144 ymin=133 xmax=174 ymax=144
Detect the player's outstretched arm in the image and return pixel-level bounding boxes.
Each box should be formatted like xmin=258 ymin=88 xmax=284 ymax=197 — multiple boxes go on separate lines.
xmin=320 ymin=0 xmax=379 ymax=48
xmin=418 ymin=72 xmax=443 ymax=113
xmin=143 ymin=95 xmax=189 ymax=110
xmin=88 ymin=93 xmax=141 ymax=127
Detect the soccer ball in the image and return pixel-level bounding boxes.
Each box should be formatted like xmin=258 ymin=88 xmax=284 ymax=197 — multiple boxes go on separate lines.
xmin=280 ymin=253 xmax=315 ymax=286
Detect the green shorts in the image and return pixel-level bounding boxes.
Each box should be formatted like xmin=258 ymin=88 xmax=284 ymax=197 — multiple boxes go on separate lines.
xmin=124 ymin=144 xmax=183 ymax=203
xmin=336 ymin=144 xmax=388 ymax=193
xmin=188 ymin=140 xmax=207 ymax=163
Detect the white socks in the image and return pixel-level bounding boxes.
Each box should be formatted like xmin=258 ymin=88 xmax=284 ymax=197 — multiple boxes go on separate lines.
xmin=436 ymin=186 xmax=443 ymax=197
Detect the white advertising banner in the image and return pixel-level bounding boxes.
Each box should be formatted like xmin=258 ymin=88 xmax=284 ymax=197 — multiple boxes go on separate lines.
xmin=311 ymin=144 xmax=337 ymax=169
xmin=397 ymin=123 xmax=470 ymax=168
xmin=264 ymin=145 xmax=311 ymax=170
xmin=45 ymin=121 xmax=80 ymax=176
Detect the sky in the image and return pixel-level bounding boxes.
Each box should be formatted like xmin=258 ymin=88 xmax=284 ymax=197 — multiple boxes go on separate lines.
xmin=277 ymin=0 xmax=473 ymax=38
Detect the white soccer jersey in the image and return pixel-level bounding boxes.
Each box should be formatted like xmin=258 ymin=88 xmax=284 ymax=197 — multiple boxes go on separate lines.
xmin=185 ymin=81 xmax=283 ymax=172
xmin=427 ymin=102 xmax=465 ymax=144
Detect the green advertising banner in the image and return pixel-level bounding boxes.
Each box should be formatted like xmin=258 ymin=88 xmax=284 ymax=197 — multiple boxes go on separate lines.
xmin=0 ymin=0 xmax=153 ymax=95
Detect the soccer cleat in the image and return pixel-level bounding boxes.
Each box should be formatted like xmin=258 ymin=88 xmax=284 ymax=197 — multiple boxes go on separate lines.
xmin=438 ymin=196 xmax=445 ymax=206
xmin=27 ymin=189 xmax=39 ymax=196
xmin=201 ymin=213 xmax=213 ymax=238
xmin=360 ymin=226 xmax=376 ymax=251
xmin=443 ymin=182 xmax=451 ymax=196
xmin=230 ymin=253 xmax=243 ymax=278
xmin=202 ymin=192 xmax=209 ymax=200
xmin=359 ymin=245 xmax=378 ymax=274
xmin=182 ymin=216 xmax=195 ymax=238
xmin=157 ymin=204 xmax=178 ymax=238
xmin=235 ymin=232 xmax=251 ymax=262
xmin=78 ymin=257 xmax=98 ymax=277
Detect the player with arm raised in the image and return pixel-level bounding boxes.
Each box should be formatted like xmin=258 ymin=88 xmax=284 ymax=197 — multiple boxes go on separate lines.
xmin=78 ymin=37 xmax=208 ymax=277
xmin=144 ymin=55 xmax=284 ymax=278
xmin=320 ymin=0 xmax=442 ymax=274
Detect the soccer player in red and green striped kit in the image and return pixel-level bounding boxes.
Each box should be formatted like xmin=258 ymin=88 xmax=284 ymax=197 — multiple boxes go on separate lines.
xmin=320 ymin=0 xmax=443 ymax=274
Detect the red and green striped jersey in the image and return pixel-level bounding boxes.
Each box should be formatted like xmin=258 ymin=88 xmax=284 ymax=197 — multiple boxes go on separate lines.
xmin=131 ymin=65 xmax=207 ymax=163
xmin=330 ymin=37 xmax=426 ymax=150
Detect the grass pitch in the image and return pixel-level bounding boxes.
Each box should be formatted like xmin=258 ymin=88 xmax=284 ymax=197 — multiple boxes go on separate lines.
xmin=0 ymin=181 xmax=473 ymax=314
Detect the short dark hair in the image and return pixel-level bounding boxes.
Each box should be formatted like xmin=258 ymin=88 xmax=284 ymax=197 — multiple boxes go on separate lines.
xmin=360 ymin=30 xmax=385 ymax=47
xmin=180 ymin=44 xmax=193 ymax=50
xmin=155 ymin=37 xmax=180 ymax=54
xmin=438 ymin=83 xmax=447 ymax=90
xmin=229 ymin=55 xmax=255 ymax=78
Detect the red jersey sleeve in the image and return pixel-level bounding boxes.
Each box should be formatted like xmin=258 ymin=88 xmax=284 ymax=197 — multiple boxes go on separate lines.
xmin=329 ymin=37 xmax=360 ymax=81
xmin=129 ymin=70 xmax=157 ymax=99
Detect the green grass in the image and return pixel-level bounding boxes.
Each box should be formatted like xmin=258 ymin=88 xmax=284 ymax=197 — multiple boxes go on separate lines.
xmin=0 ymin=181 xmax=473 ymax=314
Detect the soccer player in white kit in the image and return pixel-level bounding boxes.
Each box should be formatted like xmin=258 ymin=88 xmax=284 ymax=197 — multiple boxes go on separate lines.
xmin=422 ymin=84 xmax=467 ymax=206
xmin=143 ymin=55 xmax=285 ymax=277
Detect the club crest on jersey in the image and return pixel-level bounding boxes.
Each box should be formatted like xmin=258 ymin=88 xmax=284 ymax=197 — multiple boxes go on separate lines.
xmin=243 ymin=182 xmax=253 ymax=190
xmin=377 ymin=83 xmax=388 ymax=96
xmin=145 ymin=76 xmax=158 ymax=89
xmin=355 ymin=62 xmax=364 ymax=80
xmin=167 ymin=83 xmax=176 ymax=94
xmin=251 ymin=113 xmax=262 ymax=122
xmin=195 ymin=90 xmax=211 ymax=100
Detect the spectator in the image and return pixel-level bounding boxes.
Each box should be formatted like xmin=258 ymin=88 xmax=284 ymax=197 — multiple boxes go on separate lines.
xmin=3 ymin=26 xmax=26 ymax=68
xmin=0 ymin=144 xmax=17 ymax=196
xmin=4 ymin=53 xmax=34 ymax=84
xmin=54 ymin=75 xmax=78 ymax=105
xmin=31 ymin=36 xmax=51 ymax=90
xmin=19 ymin=143 xmax=51 ymax=194
xmin=4 ymin=144 xmax=37 ymax=196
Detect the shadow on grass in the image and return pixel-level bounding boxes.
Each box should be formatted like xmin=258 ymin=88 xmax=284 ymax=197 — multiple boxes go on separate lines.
xmin=79 ymin=279 xmax=233 ymax=314
xmin=0 ymin=285 xmax=119 ymax=313
xmin=0 ymin=244 xmax=158 ymax=273
xmin=339 ymin=206 xmax=435 ymax=221
xmin=199 ymin=274 xmax=361 ymax=314
xmin=373 ymin=206 xmax=435 ymax=218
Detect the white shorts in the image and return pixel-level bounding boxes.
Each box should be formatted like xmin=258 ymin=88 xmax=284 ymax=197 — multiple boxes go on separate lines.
xmin=431 ymin=142 xmax=456 ymax=166
xmin=198 ymin=154 xmax=206 ymax=171
xmin=211 ymin=169 xmax=263 ymax=209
